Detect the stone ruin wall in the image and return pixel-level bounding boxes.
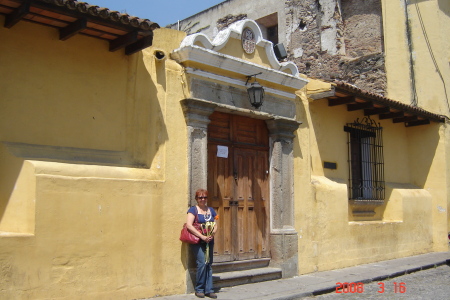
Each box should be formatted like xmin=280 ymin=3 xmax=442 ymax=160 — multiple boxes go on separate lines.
xmin=174 ymin=0 xmax=387 ymax=96
xmin=287 ymin=0 xmax=386 ymax=95
xmin=340 ymin=0 xmax=385 ymax=95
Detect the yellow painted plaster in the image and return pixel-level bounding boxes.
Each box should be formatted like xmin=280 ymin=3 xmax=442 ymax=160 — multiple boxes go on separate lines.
xmin=382 ymin=0 xmax=450 ymax=249
xmin=295 ymin=81 xmax=447 ymax=274
xmin=216 ymin=38 xmax=272 ymax=69
xmin=306 ymin=79 xmax=333 ymax=100
xmin=382 ymin=0 xmax=450 ymax=116
xmin=0 ymin=150 xmax=35 ymax=234
xmin=1 ymin=10 xmax=448 ymax=298
xmin=382 ymin=0 xmax=414 ymax=104
xmin=0 ymin=18 xmax=191 ymax=299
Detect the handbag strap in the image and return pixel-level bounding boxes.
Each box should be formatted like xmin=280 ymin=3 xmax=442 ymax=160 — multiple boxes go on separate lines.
xmin=194 ymin=206 xmax=199 ymax=224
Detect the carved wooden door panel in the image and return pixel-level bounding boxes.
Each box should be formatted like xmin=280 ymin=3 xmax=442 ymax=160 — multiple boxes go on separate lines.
xmin=208 ymin=112 xmax=269 ymax=262
xmin=233 ymin=148 xmax=269 ymax=260
xmin=207 ymin=143 xmax=233 ymax=262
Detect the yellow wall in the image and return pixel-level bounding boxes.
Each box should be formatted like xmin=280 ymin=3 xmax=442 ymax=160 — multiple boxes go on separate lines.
xmin=296 ymin=79 xmax=448 ymax=274
xmin=382 ymin=0 xmax=450 ymax=116
xmin=219 ymin=38 xmax=272 ymax=69
xmin=382 ymin=0 xmax=450 ymax=244
xmin=0 ymin=16 xmax=190 ymax=299
xmin=1 ymin=8 xmax=448 ymax=298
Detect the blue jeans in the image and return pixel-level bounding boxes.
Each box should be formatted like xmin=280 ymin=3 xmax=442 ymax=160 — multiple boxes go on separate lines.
xmin=191 ymin=243 xmax=214 ymax=294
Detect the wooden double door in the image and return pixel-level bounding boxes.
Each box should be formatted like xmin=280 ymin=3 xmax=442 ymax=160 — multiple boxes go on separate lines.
xmin=207 ymin=112 xmax=270 ymax=262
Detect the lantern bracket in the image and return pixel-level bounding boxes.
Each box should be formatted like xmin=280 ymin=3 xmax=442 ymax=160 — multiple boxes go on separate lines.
xmin=245 ymin=72 xmax=263 ymax=85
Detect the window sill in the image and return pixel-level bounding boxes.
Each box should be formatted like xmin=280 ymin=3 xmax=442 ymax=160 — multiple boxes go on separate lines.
xmin=349 ymin=199 xmax=384 ymax=217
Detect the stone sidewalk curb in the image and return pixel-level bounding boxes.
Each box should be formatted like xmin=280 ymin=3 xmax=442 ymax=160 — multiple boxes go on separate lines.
xmin=148 ymin=251 xmax=449 ymax=300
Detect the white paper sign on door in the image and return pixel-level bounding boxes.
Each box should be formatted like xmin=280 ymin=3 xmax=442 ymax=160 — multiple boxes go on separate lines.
xmin=217 ymin=145 xmax=228 ymax=158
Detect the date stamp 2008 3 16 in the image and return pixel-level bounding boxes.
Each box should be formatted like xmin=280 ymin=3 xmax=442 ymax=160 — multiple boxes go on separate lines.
xmin=336 ymin=282 xmax=406 ymax=294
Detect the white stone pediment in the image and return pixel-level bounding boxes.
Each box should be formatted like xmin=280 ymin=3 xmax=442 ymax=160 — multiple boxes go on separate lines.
xmin=172 ymin=19 xmax=307 ymax=90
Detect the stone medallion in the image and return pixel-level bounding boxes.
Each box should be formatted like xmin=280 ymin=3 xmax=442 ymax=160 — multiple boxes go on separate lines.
xmin=242 ymin=27 xmax=256 ymax=54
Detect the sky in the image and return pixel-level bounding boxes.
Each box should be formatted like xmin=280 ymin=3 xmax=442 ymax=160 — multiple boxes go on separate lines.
xmin=86 ymin=0 xmax=226 ymax=27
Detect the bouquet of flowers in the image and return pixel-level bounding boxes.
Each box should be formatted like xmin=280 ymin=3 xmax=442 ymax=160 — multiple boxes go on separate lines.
xmin=201 ymin=215 xmax=219 ymax=263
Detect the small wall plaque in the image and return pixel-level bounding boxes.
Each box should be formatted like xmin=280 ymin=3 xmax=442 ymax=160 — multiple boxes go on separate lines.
xmin=324 ymin=161 xmax=337 ymax=169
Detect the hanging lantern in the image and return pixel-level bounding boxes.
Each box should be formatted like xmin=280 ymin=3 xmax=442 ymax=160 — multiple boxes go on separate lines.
xmin=246 ymin=73 xmax=265 ymax=109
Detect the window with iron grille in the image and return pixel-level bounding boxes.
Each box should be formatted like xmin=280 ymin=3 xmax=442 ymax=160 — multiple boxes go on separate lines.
xmin=344 ymin=117 xmax=385 ymax=200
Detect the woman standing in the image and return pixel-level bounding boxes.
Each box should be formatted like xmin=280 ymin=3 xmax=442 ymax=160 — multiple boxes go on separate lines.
xmin=186 ymin=189 xmax=218 ymax=299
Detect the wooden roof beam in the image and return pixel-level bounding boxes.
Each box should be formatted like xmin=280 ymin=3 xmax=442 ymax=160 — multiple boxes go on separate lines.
xmin=59 ymin=18 xmax=87 ymax=41
xmin=328 ymin=96 xmax=355 ymax=106
xmin=4 ymin=1 xmax=30 ymax=29
xmin=125 ymin=34 xmax=153 ymax=55
xmin=364 ymin=106 xmax=390 ymax=116
xmin=378 ymin=111 xmax=404 ymax=120
xmin=405 ymin=119 xmax=430 ymax=127
xmin=110 ymin=30 xmax=138 ymax=52
xmin=308 ymin=90 xmax=336 ymax=101
xmin=347 ymin=101 xmax=373 ymax=111
xmin=393 ymin=115 xmax=417 ymax=123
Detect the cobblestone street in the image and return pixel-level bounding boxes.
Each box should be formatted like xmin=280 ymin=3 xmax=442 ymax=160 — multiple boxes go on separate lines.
xmin=302 ymin=265 xmax=450 ymax=300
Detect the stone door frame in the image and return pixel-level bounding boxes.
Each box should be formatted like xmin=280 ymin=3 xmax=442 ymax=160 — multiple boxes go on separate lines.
xmin=182 ymin=98 xmax=301 ymax=278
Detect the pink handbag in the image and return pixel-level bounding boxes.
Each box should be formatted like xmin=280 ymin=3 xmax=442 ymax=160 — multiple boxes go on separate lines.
xmin=179 ymin=210 xmax=201 ymax=244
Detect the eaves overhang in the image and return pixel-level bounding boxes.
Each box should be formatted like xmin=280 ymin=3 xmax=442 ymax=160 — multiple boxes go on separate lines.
xmin=171 ymin=45 xmax=308 ymax=91
xmin=0 ymin=0 xmax=160 ymax=55
xmin=310 ymin=81 xmax=445 ymax=127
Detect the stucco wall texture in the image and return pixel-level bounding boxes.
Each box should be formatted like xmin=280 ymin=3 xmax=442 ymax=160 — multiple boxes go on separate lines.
xmin=383 ymin=0 xmax=450 ymax=115
xmin=0 ymin=20 xmax=191 ymax=299
xmin=296 ymin=88 xmax=447 ymax=273
xmin=1 ymin=0 xmax=449 ymax=298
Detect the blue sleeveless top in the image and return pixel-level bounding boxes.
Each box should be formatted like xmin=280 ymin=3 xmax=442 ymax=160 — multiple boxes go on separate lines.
xmin=187 ymin=206 xmax=217 ymax=224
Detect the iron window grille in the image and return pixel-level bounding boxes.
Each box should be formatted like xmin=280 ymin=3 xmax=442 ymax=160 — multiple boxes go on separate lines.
xmin=344 ymin=117 xmax=385 ymax=200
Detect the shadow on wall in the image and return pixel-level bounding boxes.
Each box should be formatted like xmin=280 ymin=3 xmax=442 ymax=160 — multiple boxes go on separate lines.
xmin=135 ymin=51 xmax=169 ymax=169
xmin=438 ymin=0 xmax=450 ymax=17
xmin=406 ymin=123 xmax=441 ymax=188
xmin=292 ymin=95 xmax=306 ymax=161
xmin=0 ymin=51 xmax=169 ymax=233
xmin=409 ymin=0 xmax=450 ymax=17
xmin=0 ymin=145 xmax=24 ymax=232
xmin=308 ymin=96 xmax=442 ymax=221
xmin=1 ymin=52 xmax=167 ymax=170
xmin=308 ymin=99 xmax=348 ymax=179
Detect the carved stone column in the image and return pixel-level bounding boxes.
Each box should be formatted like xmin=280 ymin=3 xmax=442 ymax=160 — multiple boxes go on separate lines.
xmin=266 ymin=117 xmax=301 ymax=278
xmin=181 ymin=99 xmax=216 ymax=206
xmin=181 ymin=99 xmax=216 ymax=293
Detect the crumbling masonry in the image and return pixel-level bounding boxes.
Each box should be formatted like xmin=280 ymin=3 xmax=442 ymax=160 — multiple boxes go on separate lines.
xmin=171 ymin=0 xmax=387 ymax=95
